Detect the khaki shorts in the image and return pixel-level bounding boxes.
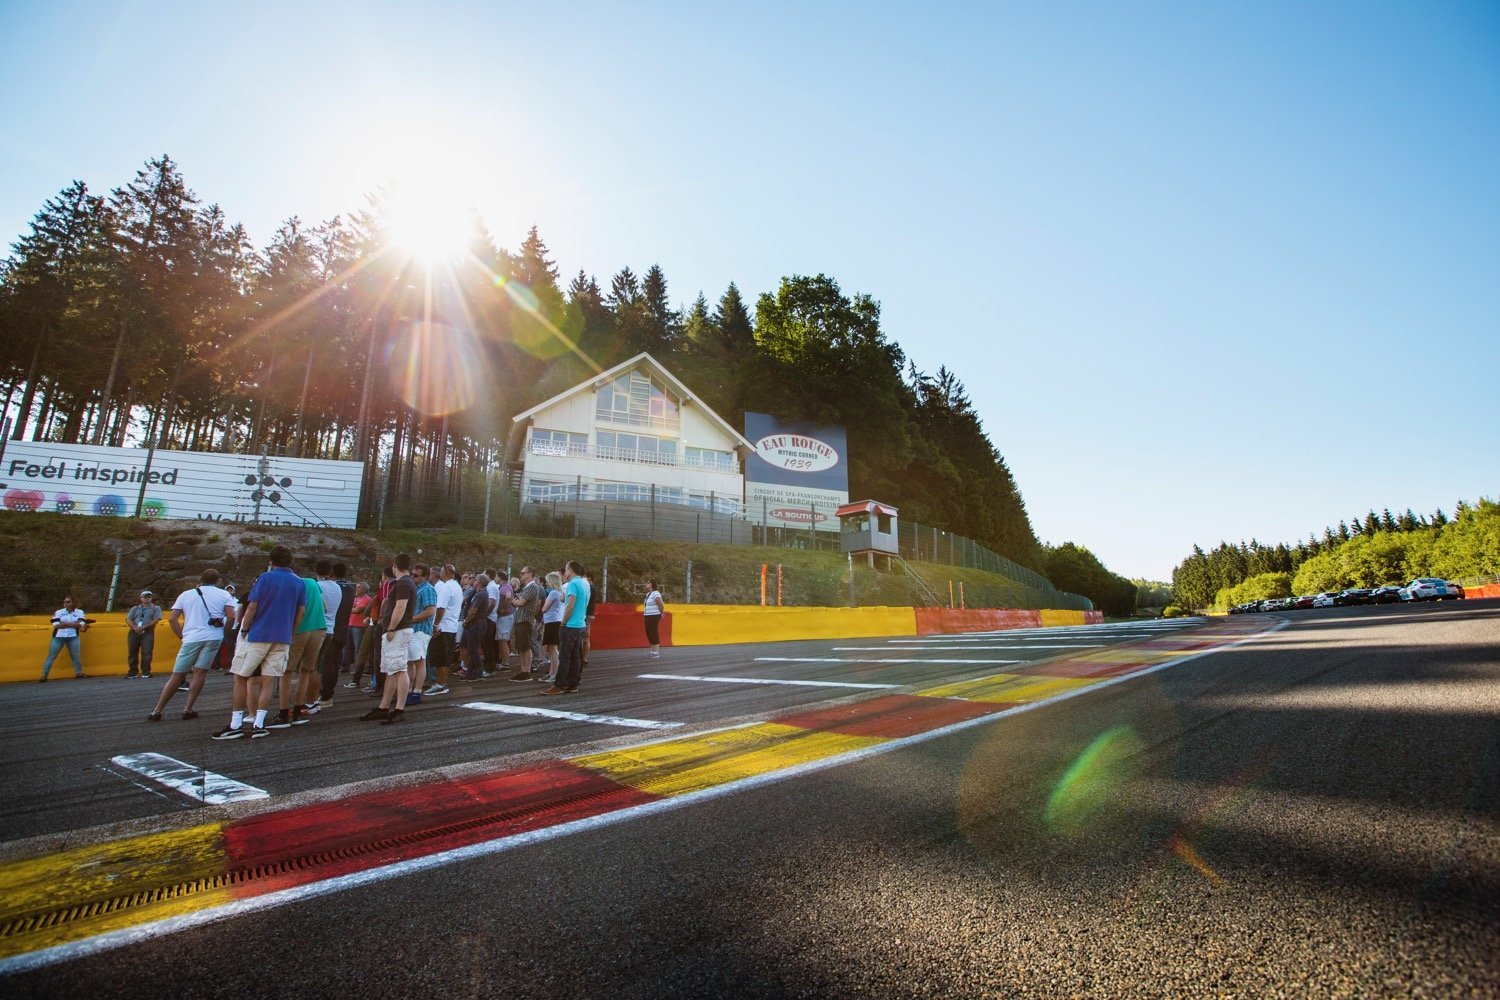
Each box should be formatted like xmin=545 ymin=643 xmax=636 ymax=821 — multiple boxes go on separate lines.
xmin=407 ymin=630 xmax=431 ymax=662
xmin=231 ymin=640 xmax=289 ymax=678
xmin=289 ymin=630 xmax=325 ymax=673
xmin=381 ymin=629 xmax=413 ymax=675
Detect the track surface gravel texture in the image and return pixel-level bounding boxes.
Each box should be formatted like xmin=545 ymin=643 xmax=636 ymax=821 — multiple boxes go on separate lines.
xmin=1 ymin=599 xmax=1496 ymax=997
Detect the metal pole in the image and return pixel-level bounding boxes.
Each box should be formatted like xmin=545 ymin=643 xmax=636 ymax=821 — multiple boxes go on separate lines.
xmin=602 ymin=554 xmax=609 ymax=602
xmin=106 ymin=552 xmax=123 ymax=612
xmin=482 ymin=468 xmax=495 ymax=534
xmin=848 ymin=552 xmax=855 ymax=607
xmin=685 ymin=559 xmax=693 ymax=604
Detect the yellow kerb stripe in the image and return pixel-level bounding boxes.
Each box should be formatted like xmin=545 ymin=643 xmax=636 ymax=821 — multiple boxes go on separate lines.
xmin=574 ymin=723 xmax=885 ymax=797
xmin=0 ymin=823 xmax=230 ymax=958
xmin=918 ymin=673 xmax=1097 ymax=703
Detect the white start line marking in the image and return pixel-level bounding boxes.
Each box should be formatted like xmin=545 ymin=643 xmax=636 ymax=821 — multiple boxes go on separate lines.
xmin=753 ymin=657 xmax=1022 ymax=666
xmin=461 ymin=702 xmax=683 ymax=730
xmin=109 ymin=752 xmax=270 ymax=805
xmin=639 ymin=673 xmax=901 ymax=690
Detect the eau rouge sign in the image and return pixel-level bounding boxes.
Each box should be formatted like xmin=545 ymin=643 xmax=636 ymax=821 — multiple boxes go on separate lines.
xmin=743 ymin=412 xmax=848 ymax=531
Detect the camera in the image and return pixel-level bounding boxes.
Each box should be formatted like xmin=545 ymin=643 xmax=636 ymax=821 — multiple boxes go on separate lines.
xmin=208 ymin=616 xmax=225 ymax=628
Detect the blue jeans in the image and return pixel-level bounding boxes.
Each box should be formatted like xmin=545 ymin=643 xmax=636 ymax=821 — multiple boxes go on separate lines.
xmin=42 ymin=636 xmax=83 ymax=677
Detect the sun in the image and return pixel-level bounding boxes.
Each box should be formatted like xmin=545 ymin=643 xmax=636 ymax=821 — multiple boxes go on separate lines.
xmin=383 ymin=180 xmax=475 ymax=264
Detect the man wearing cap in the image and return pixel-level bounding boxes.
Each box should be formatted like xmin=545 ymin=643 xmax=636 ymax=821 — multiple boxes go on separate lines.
xmin=125 ymin=590 xmax=162 ymax=678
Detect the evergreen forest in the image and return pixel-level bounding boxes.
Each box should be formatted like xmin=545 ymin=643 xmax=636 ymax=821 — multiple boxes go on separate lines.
xmin=1170 ymin=499 xmax=1500 ymax=610
xmin=0 ymin=157 xmax=1140 ymax=615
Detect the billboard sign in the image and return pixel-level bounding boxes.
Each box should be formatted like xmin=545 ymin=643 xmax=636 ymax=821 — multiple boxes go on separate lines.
xmin=0 ymin=441 xmax=364 ymax=528
xmin=743 ymin=412 xmax=848 ymax=530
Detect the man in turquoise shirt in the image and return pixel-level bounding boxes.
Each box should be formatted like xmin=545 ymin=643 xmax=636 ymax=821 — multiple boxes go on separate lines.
xmin=544 ymin=560 xmax=591 ymax=695
xmin=273 ymin=573 xmax=325 ymax=728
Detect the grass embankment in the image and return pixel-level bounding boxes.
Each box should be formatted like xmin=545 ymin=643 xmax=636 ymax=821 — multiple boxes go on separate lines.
xmin=0 ymin=512 xmax=1048 ymax=613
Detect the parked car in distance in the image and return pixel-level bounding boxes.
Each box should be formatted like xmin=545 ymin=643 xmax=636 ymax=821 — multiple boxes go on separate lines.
xmin=1369 ymin=586 xmax=1403 ymax=604
xmin=1294 ymin=595 xmax=1316 ymax=609
xmin=1401 ymin=577 xmax=1460 ymax=601
xmin=1313 ymin=592 xmax=1337 ymax=608
xmin=1336 ymin=588 xmax=1372 ymax=606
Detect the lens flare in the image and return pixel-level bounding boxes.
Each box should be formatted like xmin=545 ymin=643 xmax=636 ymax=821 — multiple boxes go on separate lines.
xmin=387 ymin=320 xmax=483 ymax=417
xmin=1044 ymin=725 xmax=1146 ymax=836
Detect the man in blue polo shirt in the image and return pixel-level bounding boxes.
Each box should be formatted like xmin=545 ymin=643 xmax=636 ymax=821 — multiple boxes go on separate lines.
xmin=213 ymin=544 xmax=306 ymax=740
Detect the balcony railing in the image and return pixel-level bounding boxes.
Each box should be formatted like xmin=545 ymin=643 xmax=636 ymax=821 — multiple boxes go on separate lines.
xmin=528 ymin=439 xmax=736 ymax=473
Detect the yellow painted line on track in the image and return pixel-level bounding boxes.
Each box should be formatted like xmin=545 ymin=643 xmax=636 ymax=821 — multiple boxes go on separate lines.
xmin=0 ymin=823 xmax=230 ymax=959
xmin=573 ymin=723 xmax=885 ymax=797
xmin=918 ymin=673 xmax=1098 ymax=704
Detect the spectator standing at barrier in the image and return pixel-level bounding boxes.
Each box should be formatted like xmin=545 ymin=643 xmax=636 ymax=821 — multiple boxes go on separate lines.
xmin=459 ymin=572 xmax=486 ymax=680
xmin=539 ymin=572 xmax=564 ymax=684
xmin=508 ymin=566 xmax=543 ymax=681
xmin=125 ymin=590 xmax=162 ymax=678
xmin=482 ymin=569 xmax=502 ymax=675
xmin=271 ymin=562 xmax=326 ymax=728
xmin=405 ymin=563 xmax=437 ymax=705
xmin=545 ymin=561 xmax=590 ymax=695
xmin=39 ymin=596 xmax=89 ymax=681
xmin=582 ymin=571 xmax=598 ymax=668
xmin=343 ymin=582 xmax=371 ymax=687
xmin=363 ymin=553 xmax=416 ymax=724
xmin=355 ymin=567 xmax=394 ymax=693
xmin=427 ymin=564 xmax=461 ymax=696
xmin=643 ymin=580 xmax=665 ymax=658
xmin=495 ymin=576 xmax=516 ymax=672
xmin=213 ymin=545 xmax=305 ymax=740
xmin=149 ymin=569 xmax=235 ymax=722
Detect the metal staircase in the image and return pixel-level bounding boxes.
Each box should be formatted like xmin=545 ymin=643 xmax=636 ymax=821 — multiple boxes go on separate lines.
xmin=892 ymin=555 xmax=945 ymax=608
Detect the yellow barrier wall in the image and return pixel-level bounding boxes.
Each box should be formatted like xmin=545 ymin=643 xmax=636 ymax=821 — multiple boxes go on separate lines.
xmin=667 ymin=605 xmax=918 ymax=646
xmin=1039 ymin=609 xmax=1089 ymax=627
xmin=0 ymin=615 xmax=183 ymax=684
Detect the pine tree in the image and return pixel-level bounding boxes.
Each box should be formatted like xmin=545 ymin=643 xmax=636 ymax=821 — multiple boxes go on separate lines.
xmin=1381 ymin=508 xmax=1398 ymax=532
xmin=713 ymin=282 xmax=755 ymax=358
xmin=515 ymin=226 xmax=560 ymax=295
xmin=1363 ymin=511 xmax=1381 ymax=535
xmin=637 ymin=264 xmax=678 ymax=355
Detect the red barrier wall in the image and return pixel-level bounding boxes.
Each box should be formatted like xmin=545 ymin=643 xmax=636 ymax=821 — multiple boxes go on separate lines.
xmin=1462 ymin=584 xmax=1500 ymax=599
xmin=589 ymin=604 xmax=670 ymax=650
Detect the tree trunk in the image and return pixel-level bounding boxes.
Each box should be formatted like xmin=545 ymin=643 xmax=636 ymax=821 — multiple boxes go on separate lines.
xmin=291 ymin=342 xmax=315 ymax=458
xmin=250 ymin=355 xmax=276 ymax=454
xmin=93 ymin=321 xmax=127 ymax=444
xmin=11 ymin=339 xmax=43 ymax=440
xmin=31 ymin=380 xmax=54 ymax=441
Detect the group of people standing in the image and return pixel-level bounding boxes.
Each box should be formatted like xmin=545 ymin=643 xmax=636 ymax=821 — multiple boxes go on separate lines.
xmin=35 ymin=550 xmax=676 ymax=740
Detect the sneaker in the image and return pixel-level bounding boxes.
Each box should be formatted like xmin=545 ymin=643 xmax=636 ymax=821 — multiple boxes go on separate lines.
xmin=142 ymin=673 xmax=153 ymax=678
xmin=74 ymin=672 xmax=88 ymax=678
xmin=404 ymin=692 xmax=422 ymax=706
xmin=266 ymin=711 xmax=292 ymax=730
xmin=359 ymin=707 xmax=388 ymax=722
xmin=344 ymin=681 xmax=358 ymax=689
xmin=317 ymin=697 xmax=333 ymax=706
xmin=290 ymin=708 xmax=312 ymax=725
xmin=302 ymin=702 xmax=321 ymax=716
xmin=210 ymin=726 xmax=245 ymax=740
xmin=425 ymin=684 xmax=449 ymax=696
xmin=181 ymin=710 xmax=198 ymax=720
xmin=480 ymin=671 xmax=494 ymax=679
xmin=126 ymin=673 xmax=137 ymax=679
xmin=38 ymin=676 xmax=47 ymax=683
xmin=147 ymin=711 xmax=162 ymax=722
xmin=541 ymin=685 xmax=566 ymax=696
xmin=647 ymin=652 xmax=660 ymax=659
xmin=508 ymin=673 xmax=531 ymax=683
xmin=250 ymin=725 xmax=269 ymax=739
xmin=365 ymin=686 xmax=381 ymax=696
xmin=381 ymin=709 xmax=404 ymax=725
xmin=563 ymin=687 xmax=579 ymax=694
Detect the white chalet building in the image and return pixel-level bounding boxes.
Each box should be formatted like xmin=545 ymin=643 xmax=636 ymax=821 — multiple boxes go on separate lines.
xmin=505 ymin=353 xmax=753 ymax=516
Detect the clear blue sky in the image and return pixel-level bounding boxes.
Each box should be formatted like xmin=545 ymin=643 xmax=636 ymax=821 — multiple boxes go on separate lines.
xmin=3 ymin=1 xmax=1496 ymax=580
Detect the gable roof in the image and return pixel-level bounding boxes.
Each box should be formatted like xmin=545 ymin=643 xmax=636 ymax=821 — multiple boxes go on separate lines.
xmin=505 ymin=353 xmax=754 ymax=465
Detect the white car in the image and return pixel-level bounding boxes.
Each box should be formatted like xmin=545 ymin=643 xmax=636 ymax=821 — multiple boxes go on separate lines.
xmin=1312 ymin=592 xmax=1337 ymax=608
xmin=1400 ymin=577 xmax=1456 ymax=602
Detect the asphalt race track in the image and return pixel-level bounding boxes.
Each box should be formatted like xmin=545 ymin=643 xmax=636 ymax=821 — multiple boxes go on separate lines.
xmin=2 ymin=599 xmax=1497 ymax=997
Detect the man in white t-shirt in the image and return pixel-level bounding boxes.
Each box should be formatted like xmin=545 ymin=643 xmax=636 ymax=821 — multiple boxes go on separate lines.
xmin=425 ymin=564 xmax=463 ymax=696
xmin=149 ymin=568 xmax=236 ymax=721
xmin=39 ymin=596 xmax=89 ymax=680
xmin=484 ymin=570 xmax=502 ymax=676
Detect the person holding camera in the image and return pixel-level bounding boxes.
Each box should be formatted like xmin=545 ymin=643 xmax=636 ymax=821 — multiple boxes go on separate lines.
xmin=39 ymin=596 xmax=90 ymax=680
xmin=148 ymin=569 xmax=236 ymax=722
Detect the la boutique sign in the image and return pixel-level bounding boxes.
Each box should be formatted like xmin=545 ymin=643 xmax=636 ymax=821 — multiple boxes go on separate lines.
xmin=753 ymin=434 xmax=839 ymax=473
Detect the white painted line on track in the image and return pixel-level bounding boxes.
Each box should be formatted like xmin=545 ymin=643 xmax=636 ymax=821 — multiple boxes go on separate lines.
xmin=639 ymin=673 xmax=900 ymax=690
xmin=108 ymin=753 xmax=269 ymax=805
xmin=1 ymin=617 xmax=1284 ymax=977
xmin=754 ymin=657 xmax=1022 ymax=666
xmin=461 ymin=701 xmax=682 ymax=731
xmin=868 ymin=643 xmax=1106 ymax=650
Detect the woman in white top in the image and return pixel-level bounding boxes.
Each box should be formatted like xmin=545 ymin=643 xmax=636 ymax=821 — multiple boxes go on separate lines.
xmin=643 ymin=580 xmax=665 ymax=658
xmin=540 ymin=572 xmax=565 ymax=683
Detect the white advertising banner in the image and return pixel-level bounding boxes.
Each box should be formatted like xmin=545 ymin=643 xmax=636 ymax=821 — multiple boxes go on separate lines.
xmin=0 ymin=441 xmax=364 ymax=528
